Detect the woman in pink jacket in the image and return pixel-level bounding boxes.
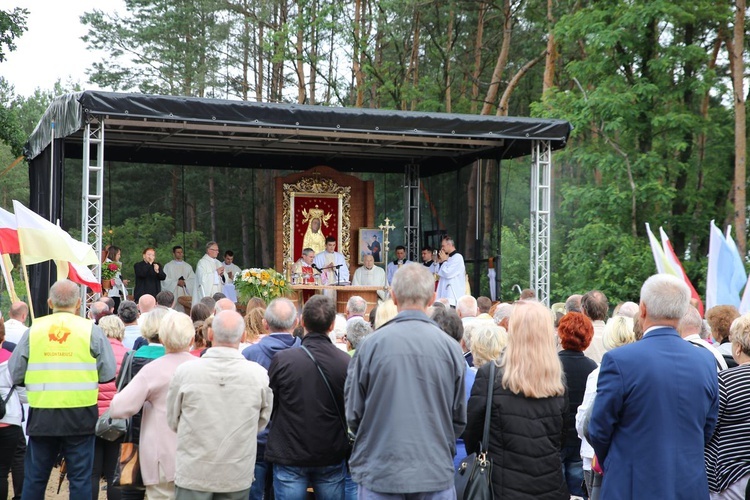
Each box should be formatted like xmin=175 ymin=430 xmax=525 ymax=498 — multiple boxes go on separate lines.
xmin=92 ymin=315 xmax=130 ymax=500
xmin=110 ymin=313 xmax=196 ymax=499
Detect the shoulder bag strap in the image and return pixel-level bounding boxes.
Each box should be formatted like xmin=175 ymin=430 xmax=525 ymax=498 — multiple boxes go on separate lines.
xmin=117 ymin=351 xmax=134 ymax=393
xmin=3 ymin=385 xmax=15 ymax=404
xmin=481 ymin=362 xmax=495 ymax=452
xmin=300 ymin=344 xmax=349 ymax=439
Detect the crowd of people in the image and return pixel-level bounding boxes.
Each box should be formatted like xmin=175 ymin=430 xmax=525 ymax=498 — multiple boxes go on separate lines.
xmin=1 ymin=240 xmax=750 ymax=499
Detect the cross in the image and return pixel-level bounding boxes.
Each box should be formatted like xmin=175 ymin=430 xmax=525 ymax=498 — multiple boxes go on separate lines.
xmin=379 ymin=217 xmax=396 ymax=262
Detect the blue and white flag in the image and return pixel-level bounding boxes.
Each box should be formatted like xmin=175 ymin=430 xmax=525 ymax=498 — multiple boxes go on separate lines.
xmin=706 ymin=221 xmax=747 ymax=310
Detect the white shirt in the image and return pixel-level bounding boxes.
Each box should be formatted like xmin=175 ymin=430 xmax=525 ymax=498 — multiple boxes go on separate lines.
xmin=193 ymin=254 xmax=224 ymax=305
xmin=123 ymin=324 xmax=142 ymax=349
xmin=684 ymin=334 xmax=728 ymax=371
xmin=387 ymin=260 xmax=412 ymax=284
xmin=352 ymin=265 xmax=387 ymax=287
xmin=4 ymin=318 xmax=27 ymax=345
xmin=313 ymin=250 xmax=349 ymax=283
xmin=223 ymin=262 xmax=242 ymax=283
xmin=163 ymin=260 xmax=195 ymax=306
xmin=436 ymin=252 xmax=466 ymax=306
xmin=576 ymin=367 xmax=601 ymax=470
xmin=583 ymin=320 xmax=607 ymax=365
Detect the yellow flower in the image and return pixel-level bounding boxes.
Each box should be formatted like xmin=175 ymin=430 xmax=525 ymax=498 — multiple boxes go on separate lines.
xmin=261 ymin=280 xmax=268 ymax=286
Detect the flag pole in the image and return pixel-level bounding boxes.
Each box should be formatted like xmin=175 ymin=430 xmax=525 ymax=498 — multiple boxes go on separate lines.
xmin=20 ymin=261 xmax=34 ymax=321
xmin=0 ymin=253 xmax=14 ymax=301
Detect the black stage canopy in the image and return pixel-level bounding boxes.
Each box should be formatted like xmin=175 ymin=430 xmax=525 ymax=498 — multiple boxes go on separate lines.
xmin=26 ymin=91 xmax=572 ymax=175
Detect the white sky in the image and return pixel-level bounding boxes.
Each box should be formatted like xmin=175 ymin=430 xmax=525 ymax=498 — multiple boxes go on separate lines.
xmin=1 ymin=0 xmax=124 ymax=97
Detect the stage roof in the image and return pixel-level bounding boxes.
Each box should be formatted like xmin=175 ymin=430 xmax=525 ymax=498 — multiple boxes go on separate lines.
xmin=26 ymin=91 xmax=572 ymax=175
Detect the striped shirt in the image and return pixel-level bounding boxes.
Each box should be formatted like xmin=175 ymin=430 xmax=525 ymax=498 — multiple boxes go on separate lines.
xmin=706 ymin=364 xmax=750 ymax=492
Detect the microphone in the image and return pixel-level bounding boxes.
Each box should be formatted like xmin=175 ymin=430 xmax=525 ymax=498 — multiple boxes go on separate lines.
xmin=311 ymin=263 xmax=322 ymax=272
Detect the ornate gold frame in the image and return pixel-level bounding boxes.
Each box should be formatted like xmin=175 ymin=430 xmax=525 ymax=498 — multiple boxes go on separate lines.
xmin=283 ymin=177 xmax=351 ymax=265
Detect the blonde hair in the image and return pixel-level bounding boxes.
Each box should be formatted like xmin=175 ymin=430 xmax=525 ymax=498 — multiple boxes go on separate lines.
xmin=468 ymin=322 xmax=508 ymax=368
xmin=159 ymin=312 xmax=195 ymax=353
xmin=244 ymin=307 xmax=266 ymax=343
xmin=602 ymin=316 xmax=636 ymax=351
xmin=729 ymin=313 xmax=750 ymax=357
xmin=98 ymin=315 xmax=125 ymax=341
xmin=140 ymin=307 xmax=169 ymax=343
xmin=501 ymin=301 xmax=564 ymax=398
xmin=374 ymin=299 xmax=398 ymax=329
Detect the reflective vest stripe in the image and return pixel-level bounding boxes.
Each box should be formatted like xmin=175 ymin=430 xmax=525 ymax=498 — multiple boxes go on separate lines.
xmin=26 ymin=382 xmax=100 ymax=391
xmin=27 ymin=362 xmax=97 ymax=371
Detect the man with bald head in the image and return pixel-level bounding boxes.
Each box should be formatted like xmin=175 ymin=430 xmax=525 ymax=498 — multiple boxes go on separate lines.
xmin=168 ymin=310 xmax=272 ymax=498
xmin=352 ymin=254 xmax=387 ymax=287
xmin=9 ymin=279 xmax=115 ymax=499
xmin=589 ymin=274 xmax=719 ymax=499
xmin=678 ymin=306 xmax=727 ymax=371
xmin=242 ymin=298 xmax=301 ymax=499
xmin=214 ymin=297 xmax=237 ymax=314
xmin=4 ymin=301 xmax=29 ymax=344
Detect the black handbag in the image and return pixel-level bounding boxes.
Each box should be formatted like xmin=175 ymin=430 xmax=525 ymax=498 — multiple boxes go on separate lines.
xmin=95 ymin=350 xmax=133 ymax=441
xmin=455 ymin=362 xmax=495 ymax=500
xmin=0 ymin=385 xmax=16 ymax=420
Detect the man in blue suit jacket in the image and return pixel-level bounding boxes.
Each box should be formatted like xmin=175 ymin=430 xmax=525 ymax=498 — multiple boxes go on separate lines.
xmin=589 ymin=274 xmax=719 ymax=500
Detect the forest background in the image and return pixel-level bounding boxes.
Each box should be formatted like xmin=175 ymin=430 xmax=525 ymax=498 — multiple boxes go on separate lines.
xmin=0 ymin=0 xmax=748 ymax=307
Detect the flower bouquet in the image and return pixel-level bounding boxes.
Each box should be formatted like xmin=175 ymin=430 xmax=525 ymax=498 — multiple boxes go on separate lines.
xmin=234 ymin=268 xmax=290 ymax=303
xmin=101 ymin=262 xmax=120 ymax=290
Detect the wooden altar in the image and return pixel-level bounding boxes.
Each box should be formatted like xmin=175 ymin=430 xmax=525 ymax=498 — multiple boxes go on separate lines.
xmin=289 ymin=284 xmax=383 ymax=319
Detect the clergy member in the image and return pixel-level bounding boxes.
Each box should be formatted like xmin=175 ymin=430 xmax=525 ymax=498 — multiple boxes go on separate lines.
xmin=314 ymin=237 xmax=349 ymax=284
xmin=193 ymin=241 xmax=225 ymax=305
xmin=386 ymin=246 xmax=412 ymax=285
xmin=163 ymin=245 xmax=195 ymax=312
xmin=222 ymin=250 xmax=242 ymax=282
xmin=352 ymin=254 xmax=387 ymax=287
xmin=436 ymin=236 xmax=465 ymax=306
xmin=293 ymin=248 xmax=317 ymax=284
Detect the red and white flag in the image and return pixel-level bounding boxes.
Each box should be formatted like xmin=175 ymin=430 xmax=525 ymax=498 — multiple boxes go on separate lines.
xmin=659 ymin=227 xmax=704 ymax=316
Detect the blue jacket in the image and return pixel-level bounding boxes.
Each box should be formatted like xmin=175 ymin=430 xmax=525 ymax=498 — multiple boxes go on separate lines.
xmin=589 ymin=326 xmax=719 ymax=500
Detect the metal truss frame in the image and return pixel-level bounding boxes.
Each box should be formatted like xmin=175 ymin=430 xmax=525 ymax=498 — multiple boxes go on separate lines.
xmin=530 ymin=139 xmax=552 ymax=306
xmin=404 ymin=164 xmax=420 ymax=262
xmin=80 ymin=120 xmax=105 ymax=314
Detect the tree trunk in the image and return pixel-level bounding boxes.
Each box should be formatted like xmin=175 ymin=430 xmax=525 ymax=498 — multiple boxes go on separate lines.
xmin=404 ymin=10 xmax=421 ymax=111
xmin=497 ymin=50 xmax=546 ymax=116
xmin=444 ymin=5 xmax=454 ymax=113
xmin=239 ymin=181 xmax=250 ymax=266
xmin=481 ymin=160 xmax=495 ymax=257
xmin=481 ymin=0 xmax=512 ymax=115
xmin=255 ymin=1 xmax=264 ymax=102
xmin=209 ymin=167 xmax=217 ymax=242
xmin=308 ymin=0 xmax=317 ymax=104
xmin=732 ymin=0 xmax=746 ymax=254
xmin=542 ymin=0 xmax=557 ymax=92
xmin=353 ymin=0 xmax=365 ymax=106
xmin=470 ymin=1 xmax=487 ymax=114
xmin=171 ymin=166 xmax=179 ymax=235
xmin=295 ymin=0 xmax=306 ymax=104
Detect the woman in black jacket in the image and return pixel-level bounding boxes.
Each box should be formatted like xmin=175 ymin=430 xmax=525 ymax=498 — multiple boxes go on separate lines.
xmin=465 ymin=301 xmax=569 ymax=499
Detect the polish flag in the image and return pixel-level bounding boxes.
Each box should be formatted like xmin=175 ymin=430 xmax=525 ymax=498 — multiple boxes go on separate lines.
xmin=659 ymin=228 xmax=704 ymax=316
xmin=57 ymin=260 xmax=102 ymax=293
xmin=0 ymin=207 xmax=19 ymax=254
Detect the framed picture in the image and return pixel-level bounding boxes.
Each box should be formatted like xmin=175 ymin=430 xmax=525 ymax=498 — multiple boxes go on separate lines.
xmin=282 ymin=177 xmax=351 ymax=265
xmin=359 ymin=228 xmax=384 ymax=264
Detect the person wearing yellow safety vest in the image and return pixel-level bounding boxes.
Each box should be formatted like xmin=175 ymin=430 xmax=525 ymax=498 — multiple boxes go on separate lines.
xmin=9 ymin=279 xmax=116 ymax=500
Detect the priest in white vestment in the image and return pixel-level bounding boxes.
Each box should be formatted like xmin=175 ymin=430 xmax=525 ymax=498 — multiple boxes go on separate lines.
xmin=192 ymin=241 xmax=225 ymax=305
xmin=313 ymin=237 xmax=349 ymax=284
xmin=163 ymin=246 xmax=195 ymax=311
xmin=352 ymin=255 xmax=387 ymax=287
xmin=436 ymin=237 xmax=466 ymax=306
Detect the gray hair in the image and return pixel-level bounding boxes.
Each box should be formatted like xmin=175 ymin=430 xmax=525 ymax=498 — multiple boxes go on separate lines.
xmin=469 ymin=323 xmax=508 ymax=368
xmin=49 ymin=279 xmax=80 ymax=309
xmin=141 ymin=307 xmax=170 ymax=343
xmin=159 ymin=312 xmax=195 ymax=352
xmin=213 ymin=310 xmax=245 ymax=344
xmin=206 ymin=240 xmax=219 ymax=251
xmin=118 ymin=301 xmax=139 ymax=324
xmin=302 ymin=248 xmax=315 ymax=256
xmin=457 ymin=295 xmax=478 ymax=318
xmin=265 ymin=298 xmax=297 ymax=331
xmin=347 ymin=296 xmax=367 ymax=315
xmin=677 ymin=306 xmax=703 ymax=338
xmin=391 ymin=263 xmax=434 ymax=308
xmin=564 ymin=294 xmax=582 ymax=313
xmin=98 ymin=315 xmax=125 ymax=341
xmin=346 ymin=319 xmax=372 ymax=349
xmin=729 ymin=313 xmax=750 ymax=357
xmin=640 ymin=274 xmax=689 ymax=321
xmin=493 ymin=303 xmax=513 ymax=324
xmin=617 ymin=301 xmax=639 ymax=318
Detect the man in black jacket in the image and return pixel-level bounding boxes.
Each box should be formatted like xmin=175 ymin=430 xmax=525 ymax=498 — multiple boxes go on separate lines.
xmin=266 ymin=295 xmax=351 ymax=498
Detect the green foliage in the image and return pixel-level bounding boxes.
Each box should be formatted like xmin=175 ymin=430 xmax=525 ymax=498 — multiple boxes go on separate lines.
xmin=0 ymin=7 xmax=27 ymax=63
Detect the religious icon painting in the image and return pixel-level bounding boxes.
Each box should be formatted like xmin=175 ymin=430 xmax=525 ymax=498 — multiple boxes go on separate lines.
xmin=359 ymin=228 xmax=385 ymax=265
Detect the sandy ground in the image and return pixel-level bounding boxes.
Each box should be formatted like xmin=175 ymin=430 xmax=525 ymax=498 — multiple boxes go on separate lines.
xmin=9 ymin=467 xmax=107 ymax=499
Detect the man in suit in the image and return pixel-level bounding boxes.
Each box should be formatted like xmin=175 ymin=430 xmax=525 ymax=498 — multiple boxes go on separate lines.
xmin=588 ymin=274 xmax=719 ymax=500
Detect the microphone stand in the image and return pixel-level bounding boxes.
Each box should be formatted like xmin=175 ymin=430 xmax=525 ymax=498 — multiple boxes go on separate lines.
xmin=447 ymin=283 xmax=459 ymax=307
